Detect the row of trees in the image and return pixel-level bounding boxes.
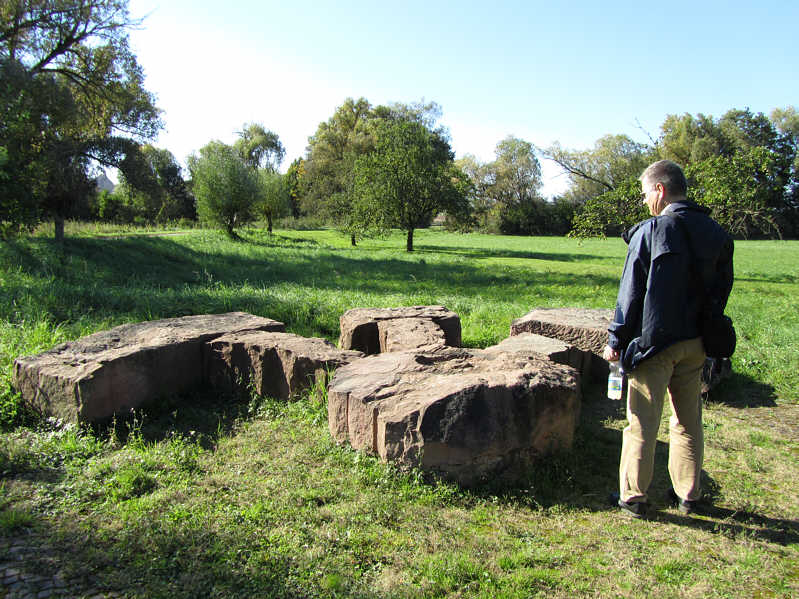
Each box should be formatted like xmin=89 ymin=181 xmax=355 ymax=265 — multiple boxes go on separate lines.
xmin=552 ymin=108 xmax=799 ymax=239
xmin=184 ymin=100 xmax=471 ymax=251
xmin=2 ymin=3 xmax=797 ymax=243
xmin=188 ymin=123 xmax=287 ymax=237
xmin=292 ymin=100 xmax=799 ymax=241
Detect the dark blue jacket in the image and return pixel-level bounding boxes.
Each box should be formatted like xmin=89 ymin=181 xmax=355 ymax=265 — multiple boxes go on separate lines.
xmin=608 ymin=201 xmax=734 ymax=370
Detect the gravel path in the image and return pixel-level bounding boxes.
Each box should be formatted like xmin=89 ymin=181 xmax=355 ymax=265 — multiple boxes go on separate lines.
xmin=1 ymin=532 xmax=121 ymax=599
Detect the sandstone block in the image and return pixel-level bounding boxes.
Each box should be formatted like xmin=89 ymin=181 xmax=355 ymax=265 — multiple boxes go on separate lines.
xmin=510 ymin=308 xmax=613 ymax=379
xmin=339 ymin=306 xmax=461 ymax=354
xmin=377 ymin=317 xmax=447 ymax=352
xmin=205 ymin=331 xmax=363 ymax=400
xmin=328 ymin=346 xmax=580 ymax=485
xmin=485 ymin=333 xmax=591 ymax=381
xmin=13 ymin=312 xmax=285 ymax=423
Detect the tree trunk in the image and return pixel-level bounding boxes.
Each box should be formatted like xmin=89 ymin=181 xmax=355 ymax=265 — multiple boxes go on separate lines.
xmin=406 ymin=228 xmax=414 ymax=252
xmin=54 ymin=216 xmax=65 ymax=243
xmin=267 ymin=214 xmax=273 ymax=234
xmin=350 ymin=234 xmax=356 ymax=247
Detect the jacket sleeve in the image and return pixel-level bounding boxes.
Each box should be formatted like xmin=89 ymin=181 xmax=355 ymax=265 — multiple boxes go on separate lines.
xmin=608 ymin=228 xmax=650 ymax=351
xmin=710 ymin=237 xmax=734 ymax=314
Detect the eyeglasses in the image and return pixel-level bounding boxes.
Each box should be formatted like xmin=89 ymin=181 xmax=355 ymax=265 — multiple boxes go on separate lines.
xmin=639 ymin=192 xmax=648 ymax=202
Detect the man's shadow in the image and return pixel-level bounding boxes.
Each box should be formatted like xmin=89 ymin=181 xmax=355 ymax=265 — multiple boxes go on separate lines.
xmin=474 ymin=386 xmax=798 ymax=547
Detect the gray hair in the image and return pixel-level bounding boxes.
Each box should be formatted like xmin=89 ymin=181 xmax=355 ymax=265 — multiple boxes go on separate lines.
xmin=640 ymin=160 xmax=687 ymax=198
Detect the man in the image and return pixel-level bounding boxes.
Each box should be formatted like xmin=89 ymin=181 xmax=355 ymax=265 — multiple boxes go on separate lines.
xmin=602 ymin=160 xmax=733 ymax=518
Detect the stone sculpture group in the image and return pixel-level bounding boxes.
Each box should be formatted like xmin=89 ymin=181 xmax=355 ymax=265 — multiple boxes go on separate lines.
xmin=12 ymin=306 xmax=644 ymax=485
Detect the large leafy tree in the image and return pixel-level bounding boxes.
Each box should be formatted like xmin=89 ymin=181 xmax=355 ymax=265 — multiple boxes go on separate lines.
xmin=687 ymin=147 xmax=788 ymax=239
xmin=234 ymin=123 xmax=285 ymax=172
xmin=661 ymin=108 xmax=796 ymax=238
xmin=0 ymin=0 xmax=161 ymax=240
xmin=188 ymin=142 xmax=258 ymax=238
xmin=490 ymin=136 xmax=542 ymax=206
xmin=116 ymin=145 xmax=194 ymax=223
xmin=454 ymin=154 xmax=491 ymax=230
xmin=256 ymin=171 xmax=289 ymax=234
xmin=545 ymin=134 xmax=652 ymax=206
xmin=303 ymin=97 xmax=373 ymax=244
xmin=565 ymin=107 xmax=799 ymax=239
xmin=285 ymin=157 xmax=304 ymax=219
xmin=352 ymin=118 xmax=469 ymax=252
xmin=488 ymin=136 xmax=546 ymax=234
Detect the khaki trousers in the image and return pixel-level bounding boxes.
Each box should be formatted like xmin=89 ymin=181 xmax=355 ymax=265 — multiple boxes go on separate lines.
xmin=620 ymin=337 xmax=706 ymax=504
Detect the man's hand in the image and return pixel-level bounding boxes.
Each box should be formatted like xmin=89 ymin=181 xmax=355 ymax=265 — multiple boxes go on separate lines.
xmin=603 ymin=345 xmax=620 ymax=362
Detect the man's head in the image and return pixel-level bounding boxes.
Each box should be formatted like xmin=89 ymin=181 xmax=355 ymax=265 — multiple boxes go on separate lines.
xmin=639 ymin=160 xmax=687 ymax=216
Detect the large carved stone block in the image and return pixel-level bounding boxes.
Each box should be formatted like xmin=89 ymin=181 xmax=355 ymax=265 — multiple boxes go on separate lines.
xmin=13 ymin=312 xmax=285 ymax=423
xmin=339 ymin=306 xmax=461 ymax=354
xmin=377 ymin=317 xmax=447 ymax=352
xmin=485 ymin=333 xmax=591 ymax=381
xmin=328 ymin=346 xmax=581 ymax=485
xmin=510 ymin=308 xmax=613 ymax=380
xmin=205 ymin=331 xmax=363 ymax=400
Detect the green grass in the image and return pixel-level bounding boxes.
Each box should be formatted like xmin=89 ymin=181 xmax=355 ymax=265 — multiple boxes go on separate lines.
xmin=1 ymin=225 xmax=797 ymax=598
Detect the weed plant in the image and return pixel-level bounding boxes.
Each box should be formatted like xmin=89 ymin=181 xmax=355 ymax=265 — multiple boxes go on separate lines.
xmin=0 ymin=226 xmax=797 ymax=598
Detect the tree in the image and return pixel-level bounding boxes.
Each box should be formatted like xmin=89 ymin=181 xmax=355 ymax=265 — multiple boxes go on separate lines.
xmin=485 ymin=136 xmax=546 ymax=234
xmin=770 ymin=106 xmax=799 ymax=234
xmin=257 ymin=171 xmax=289 ymax=234
xmin=188 ymin=142 xmax=258 ymax=238
xmin=687 ymin=147 xmax=787 ymax=239
xmin=234 ymin=123 xmax=284 ymax=172
xmin=0 ymin=0 xmax=161 ymax=240
xmin=117 ymin=145 xmax=194 ymax=222
xmin=0 ymin=59 xmax=58 ymax=236
xmin=352 ymin=118 xmax=468 ymax=252
xmin=490 ymin=136 xmax=542 ymax=205
xmin=569 ymin=177 xmax=648 ymax=238
xmin=454 ymin=154 xmax=491 ymax=230
xmin=285 ymin=157 xmax=304 ymax=219
xmin=658 ymin=113 xmax=723 ymax=164
xmin=303 ymin=97 xmax=374 ymax=244
xmin=545 ymin=134 xmax=651 ymax=206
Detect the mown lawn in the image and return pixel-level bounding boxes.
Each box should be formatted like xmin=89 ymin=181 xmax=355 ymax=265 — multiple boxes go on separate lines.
xmin=1 ymin=225 xmax=797 ymax=598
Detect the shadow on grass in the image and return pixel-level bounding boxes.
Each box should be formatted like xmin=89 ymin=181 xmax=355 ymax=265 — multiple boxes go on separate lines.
xmin=705 ymin=372 xmax=778 ymax=408
xmin=655 ymin=508 xmax=799 ymax=546
xmin=90 ymin=386 xmax=258 ymax=450
xmin=466 ymin=384 xmax=799 ymax=546
xmin=0 ymin=235 xmax=619 ymax=339
xmin=734 ymin=273 xmax=798 ymax=284
xmin=413 ymin=244 xmax=614 ymax=263
xmin=25 ymin=517 xmax=302 ymax=599
xmin=241 ymin=232 xmax=322 ymax=248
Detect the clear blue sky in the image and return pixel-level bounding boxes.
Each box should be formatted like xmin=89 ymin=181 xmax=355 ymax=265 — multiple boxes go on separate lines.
xmin=127 ymin=0 xmax=799 ymax=196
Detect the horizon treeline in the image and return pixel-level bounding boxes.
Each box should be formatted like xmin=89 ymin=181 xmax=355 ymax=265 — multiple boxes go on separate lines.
xmin=2 ymin=3 xmax=797 ymax=242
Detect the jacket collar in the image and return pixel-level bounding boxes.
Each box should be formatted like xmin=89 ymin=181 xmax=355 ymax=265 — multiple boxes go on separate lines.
xmin=621 ymin=200 xmax=710 ymax=244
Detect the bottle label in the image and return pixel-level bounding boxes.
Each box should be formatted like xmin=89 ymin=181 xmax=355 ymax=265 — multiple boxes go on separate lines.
xmin=607 ymin=375 xmax=623 ymax=400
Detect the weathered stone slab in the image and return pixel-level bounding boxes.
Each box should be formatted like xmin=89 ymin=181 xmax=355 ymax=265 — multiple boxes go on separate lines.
xmin=510 ymin=308 xmax=613 ymax=355
xmin=13 ymin=312 xmax=285 ymax=423
xmin=510 ymin=308 xmax=613 ymax=380
xmin=328 ymin=346 xmax=581 ymax=485
xmin=377 ymin=317 xmax=447 ymax=352
xmin=205 ymin=331 xmax=363 ymax=400
xmin=510 ymin=308 xmax=732 ymax=393
xmin=339 ymin=306 xmax=461 ymax=354
xmin=485 ymin=333 xmax=591 ymax=381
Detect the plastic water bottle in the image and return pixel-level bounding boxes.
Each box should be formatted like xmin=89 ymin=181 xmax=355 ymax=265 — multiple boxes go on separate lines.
xmin=607 ymin=361 xmax=623 ymax=400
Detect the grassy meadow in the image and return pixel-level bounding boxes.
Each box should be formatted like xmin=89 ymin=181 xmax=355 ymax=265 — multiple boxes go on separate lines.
xmin=1 ymin=224 xmax=797 ymax=598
